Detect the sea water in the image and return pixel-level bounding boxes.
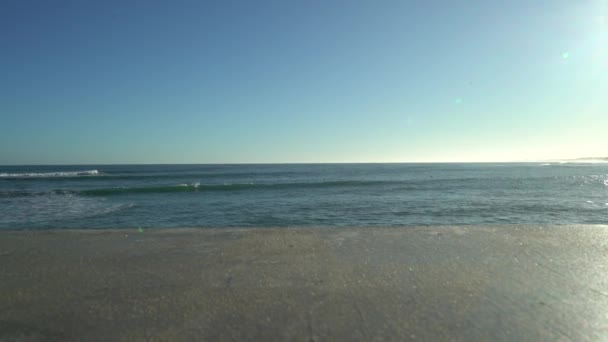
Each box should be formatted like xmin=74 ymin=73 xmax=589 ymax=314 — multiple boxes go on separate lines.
xmin=1 ymin=163 xmax=607 ymax=229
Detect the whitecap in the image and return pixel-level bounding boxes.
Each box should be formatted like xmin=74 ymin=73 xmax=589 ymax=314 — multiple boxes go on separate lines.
xmin=177 ymin=183 xmax=200 ymax=188
xmin=0 ymin=170 xmax=100 ymax=178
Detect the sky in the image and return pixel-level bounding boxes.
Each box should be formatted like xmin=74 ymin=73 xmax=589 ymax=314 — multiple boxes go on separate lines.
xmin=1 ymin=0 xmax=607 ymax=164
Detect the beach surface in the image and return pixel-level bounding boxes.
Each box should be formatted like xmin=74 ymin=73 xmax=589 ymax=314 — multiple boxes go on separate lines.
xmin=1 ymin=225 xmax=607 ymax=341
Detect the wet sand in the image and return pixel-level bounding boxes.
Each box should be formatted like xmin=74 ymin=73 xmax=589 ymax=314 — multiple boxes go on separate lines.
xmin=1 ymin=225 xmax=607 ymax=341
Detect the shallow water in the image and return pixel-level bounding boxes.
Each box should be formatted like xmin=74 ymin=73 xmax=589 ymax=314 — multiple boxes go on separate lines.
xmin=1 ymin=163 xmax=607 ymax=229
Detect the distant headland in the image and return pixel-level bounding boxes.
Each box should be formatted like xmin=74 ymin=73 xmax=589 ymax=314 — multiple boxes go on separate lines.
xmin=573 ymin=157 xmax=608 ymax=161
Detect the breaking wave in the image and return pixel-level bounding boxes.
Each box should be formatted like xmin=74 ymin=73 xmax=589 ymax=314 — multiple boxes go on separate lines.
xmin=0 ymin=170 xmax=100 ymax=178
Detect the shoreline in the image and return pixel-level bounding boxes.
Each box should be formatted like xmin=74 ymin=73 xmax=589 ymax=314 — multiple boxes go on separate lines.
xmin=2 ymin=222 xmax=605 ymax=231
xmin=1 ymin=225 xmax=607 ymax=341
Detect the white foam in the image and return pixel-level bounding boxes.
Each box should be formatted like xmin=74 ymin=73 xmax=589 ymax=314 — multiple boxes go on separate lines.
xmin=177 ymin=183 xmax=201 ymax=188
xmin=0 ymin=170 xmax=99 ymax=177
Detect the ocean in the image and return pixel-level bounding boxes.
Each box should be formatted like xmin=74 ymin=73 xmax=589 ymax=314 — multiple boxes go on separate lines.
xmin=1 ymin=163 xmax=607 ymax=229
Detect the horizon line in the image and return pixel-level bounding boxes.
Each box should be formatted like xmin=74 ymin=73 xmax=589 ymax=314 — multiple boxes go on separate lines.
xmin=2 ymin=159 xmax=606 ymax=166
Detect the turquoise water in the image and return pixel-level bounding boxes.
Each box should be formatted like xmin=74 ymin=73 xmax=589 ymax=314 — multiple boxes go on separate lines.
xmin=1 ymin=163 xmax=607 ymax=229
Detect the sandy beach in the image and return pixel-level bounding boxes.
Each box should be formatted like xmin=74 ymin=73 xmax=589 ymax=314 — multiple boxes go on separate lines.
xmin=1 ymin=225 xmax=607 ymax=341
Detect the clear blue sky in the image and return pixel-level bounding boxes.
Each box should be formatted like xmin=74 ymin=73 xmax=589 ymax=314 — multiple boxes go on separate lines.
xmin=1 ymin=0 xmax=606 ymax=164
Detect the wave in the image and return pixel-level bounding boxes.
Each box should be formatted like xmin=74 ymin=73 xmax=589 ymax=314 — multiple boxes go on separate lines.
xmin=0 ymin=179 xmax=437 ymax=198
xmin=2 ymin=170 xmax=310 ymax=182
xmin=0 ymin=170 xmax=100 ymax=178
xmin=96 ymin=171 xmax=305 ymax=181
xmin=79 ymin=180 xmax=395 ymax=196
xmin=1 ymin=180 xmax=384 ymax=198
xmin=3 ymin=174 xmax=607 ymax=198
xmin=0 ymin=190 xmax=78 ymax=198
